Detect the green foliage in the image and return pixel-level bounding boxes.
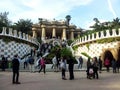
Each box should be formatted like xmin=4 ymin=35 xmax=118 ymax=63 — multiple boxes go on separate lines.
xmin=45 ymin=53 xmax=55 ymax=64
xmin=96 ymin=37 xmax=120 ymax=43
xmin=60 ymin=47 xmax=73 ymax=58
xmin=81 ymin=52 xmax=91 ymax=58
xmin=86 ymin=44 xmax=90 ymax=50
xmin=67 ymin=39 xmax=73 ymax=46
xmin=72 ymin=45 xmax=78 ymax=51
xmin=14 ymin=19 xmax=33 ymax=34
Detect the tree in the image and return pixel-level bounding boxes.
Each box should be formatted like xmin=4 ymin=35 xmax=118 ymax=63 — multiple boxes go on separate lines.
xmin=0 ymin=12 xmax=12 ymax=27
xmin=14 ymin=19 xmax=33 ymax=34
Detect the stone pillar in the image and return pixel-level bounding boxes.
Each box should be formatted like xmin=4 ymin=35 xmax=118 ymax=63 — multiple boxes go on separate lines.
xmin=32 ymin=28 xmax=37 ymax=38
xmin=96 ymin=32 xmax=99 ymax=39
xmin=70 ymin=31 xmax=74 ymax=40
xmin=18 ymin=31 xmax=22 ymax=38
xmin=119 ymin=28 xmax=120 ymax=36
xmin=92 ymin=33 xmax=94 ymax=40
xmin=9 ymin=28 xmax=13 ymax=36
xmin=14 ymin=30 xmax=17 ymax=37
xmin=41 ymin=25 xmax=46 ymax=41
xmin=52 ymin=27 xmax=56 ymax=38
xmin=112 ymin=29 xmax=116 ymax=36
xmin=77 ymin=32 xmax=80 ymax=38
xmin=62 ymin=28 xmax=66 ymax=40
xmin=2 ymin=27 xmax=7 ymax=35
xmin=100 ymin=31 xmax=104 ymax=38
xmin=23 ymin=33 xmax=26 ymax=39
xmin=106 ymin=30 xmax=110 ymax=37
xmin=88 ymin=34 xmax=91 ymax=41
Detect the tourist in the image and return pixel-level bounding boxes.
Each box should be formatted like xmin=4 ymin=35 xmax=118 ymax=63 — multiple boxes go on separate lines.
xmin=98 ymin=56 xmax=102 ymax=73
xmin=12 ymin=54 xmax=21 ymax=84
xmin=28 ymin=56 xmax=35 ymax=73
xmin=112 ymin=58 xmax=117 ymax=73
xmin=38 ymin=57 xmax=46 ymax=74
xmin=1 ymin=55 xmax=6 ymax=71
xmin=104 ymin=57 xmax=110 ymax=72
xmin=68 ymin=56 xmax=74 ymax=80
xmin=60 ymin=57 xmax=67 ymax=80
xmin=78 ymin=56 xmax=83 ymax=69
xmin=93 ymin=57 xmax=99 ymax=79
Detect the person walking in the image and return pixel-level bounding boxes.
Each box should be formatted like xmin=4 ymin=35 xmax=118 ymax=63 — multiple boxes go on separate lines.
xmin=104 ymin=57 xmax=110 ymax=72
xmin=38 ymin=57 xmax=46 ymax=74
xmin=12 ymin=54 xmax=21 ymax=84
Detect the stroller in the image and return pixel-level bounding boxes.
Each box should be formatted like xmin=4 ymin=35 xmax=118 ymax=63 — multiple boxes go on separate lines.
xmin=87 ymin=67 xmax=94 ymax=79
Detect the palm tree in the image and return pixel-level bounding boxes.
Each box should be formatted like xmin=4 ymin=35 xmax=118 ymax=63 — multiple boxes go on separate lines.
xmin=14 ymin=19 xmax=33 ymax=34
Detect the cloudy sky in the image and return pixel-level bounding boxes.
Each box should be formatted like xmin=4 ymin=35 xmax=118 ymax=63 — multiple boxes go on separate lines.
xmin=0 ymin=0 xmax=120 ymax=30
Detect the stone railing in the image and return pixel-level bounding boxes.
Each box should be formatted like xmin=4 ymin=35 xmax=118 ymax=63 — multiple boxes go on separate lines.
xmin=0 ymin=27 xmax=39 ymax=46
xmin=72 ymin=28 xmax=120 ymax=46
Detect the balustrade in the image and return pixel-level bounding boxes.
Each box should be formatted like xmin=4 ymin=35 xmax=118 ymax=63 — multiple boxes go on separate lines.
xmin=72 ymin=28 xmax=120 ymax=46
xmin=0 ymin=27 xmax=39 ymax=45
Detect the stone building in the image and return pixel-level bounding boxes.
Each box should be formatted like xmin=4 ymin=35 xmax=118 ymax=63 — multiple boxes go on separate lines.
xmin=32 ymin=18 xmax=81 ymax=42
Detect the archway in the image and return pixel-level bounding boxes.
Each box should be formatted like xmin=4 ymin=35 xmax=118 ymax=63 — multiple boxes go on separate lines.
xmin=103 ymin=50 xmax=113 ymax=66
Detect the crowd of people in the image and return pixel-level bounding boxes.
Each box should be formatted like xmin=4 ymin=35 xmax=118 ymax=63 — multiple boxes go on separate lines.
xmin=1 ymin=41 xmax=120 ymax=84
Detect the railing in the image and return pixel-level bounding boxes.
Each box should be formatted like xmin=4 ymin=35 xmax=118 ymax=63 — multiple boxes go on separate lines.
xmin=71 ymin=28 xmax=120 ymax=46
xmin=0 ymin=27 xmax=39 ymax=46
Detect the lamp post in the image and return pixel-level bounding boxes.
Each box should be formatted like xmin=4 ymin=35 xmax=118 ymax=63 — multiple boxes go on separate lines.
xmin=65 ymin=15 xmax=71 ymax=40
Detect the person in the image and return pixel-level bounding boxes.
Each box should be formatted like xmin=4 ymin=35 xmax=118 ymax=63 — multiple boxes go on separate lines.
xmin=12 ymin=54 xmax=20 ymax=84
xmin=104 ymin=57 xmax=110 ymax=72
xmin=60 ymin=57 xmax=67 ymax=80
xmin=93 ymin=57 xmax=99 ymax=79
xmin=28 ymin=56 xmax=35 ymax=73
xmin=1 ymin=55 xmax=6 ymax=71
xmin=24 ymin=60 xmax=28 ymax=69
xmin=116 ymin=60 xmax=120 ymax=73
xmin=78 ymin=56 xmax=83 ymax=69
xmin=112 ymin=58 xmax=117 ymax=73
xmin=51 ymin=56 xmax=57 ymax=72
xmin=38 ymin=57 xmax=46 ymax=74
xmin=68 ymin=56 xmax=74 ymax=80
xmin=86 ymin=58 xmax=91 ymax=79
xmin=98 ymin=56 xmax=102 ymax=73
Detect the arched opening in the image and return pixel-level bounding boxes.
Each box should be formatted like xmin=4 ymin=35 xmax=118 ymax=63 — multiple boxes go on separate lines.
xmin=103 ymin=50 xmax=113 ymax=66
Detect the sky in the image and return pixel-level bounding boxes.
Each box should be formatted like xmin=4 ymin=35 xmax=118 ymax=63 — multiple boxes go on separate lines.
xmin=0 ymin=0 xmax=120 ymax=30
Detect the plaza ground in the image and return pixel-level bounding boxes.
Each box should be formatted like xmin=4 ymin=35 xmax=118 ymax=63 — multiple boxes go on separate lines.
xmin=0 ymin=70 xmax=120 ymax=90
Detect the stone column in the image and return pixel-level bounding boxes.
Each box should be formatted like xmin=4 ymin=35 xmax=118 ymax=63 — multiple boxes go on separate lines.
xmin=52 ymin=27 xmax=56 ymax=38
xmin=18 ymin=31 xmax=22 ymax=38
xmin=70 ymin=31 xmax=74 ymax=40
xmin=106 ymin=30 xmax=110 ymax=37
xmin=62 ymin=28 xmax=66 ymax=40
xmin=2 ymin=27 xmax=7 ymax=35
xmin=14 ymin=30 xmax=17 ymax=37
xmin=9 ymin=28 xmax=13 ymax=36
xmin=32 ymin=28 xmax=37 ymax=38
xmin=112 ymin=29 xmax=116 ymax=36
xmin=41 ymin=25 xmax=46 ymax=41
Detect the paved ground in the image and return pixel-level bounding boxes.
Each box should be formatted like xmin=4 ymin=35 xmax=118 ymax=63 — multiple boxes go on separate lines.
xmin=0 ymin=70 xmax=120 ymax=90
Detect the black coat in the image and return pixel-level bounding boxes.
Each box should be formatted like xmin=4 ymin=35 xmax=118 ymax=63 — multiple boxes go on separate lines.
xmin=12 ymin=58 xmax=20 ymax=71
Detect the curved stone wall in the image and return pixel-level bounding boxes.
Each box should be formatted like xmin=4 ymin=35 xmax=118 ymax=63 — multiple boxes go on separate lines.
xmin=0 ymin=39 xmax=35 ymax=61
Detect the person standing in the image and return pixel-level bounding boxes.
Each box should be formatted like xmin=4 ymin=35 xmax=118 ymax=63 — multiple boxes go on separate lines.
xmin=68 ymin=56 xmax=74 ymax=80
xmin=12 ymin=54 xmax=20 ymax=84
xmin=104 ymin=57 xmax=110 ymax=72
xmin=1 ymin=55 xmax=6 ymax=71
xmin=78 ymin=56 xmax=83 ymax=69
xmin=60 ymin=57 xmax=67 ymax=80
xmin=98 ymin=56 xmax=102 ymax=73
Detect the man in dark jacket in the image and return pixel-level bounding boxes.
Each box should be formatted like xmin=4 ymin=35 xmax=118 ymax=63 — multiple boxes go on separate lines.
xmin=12 ymin=54 xmax=20 ymax=84
xmin=68 ymin=56 xmax=74 ymax=80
